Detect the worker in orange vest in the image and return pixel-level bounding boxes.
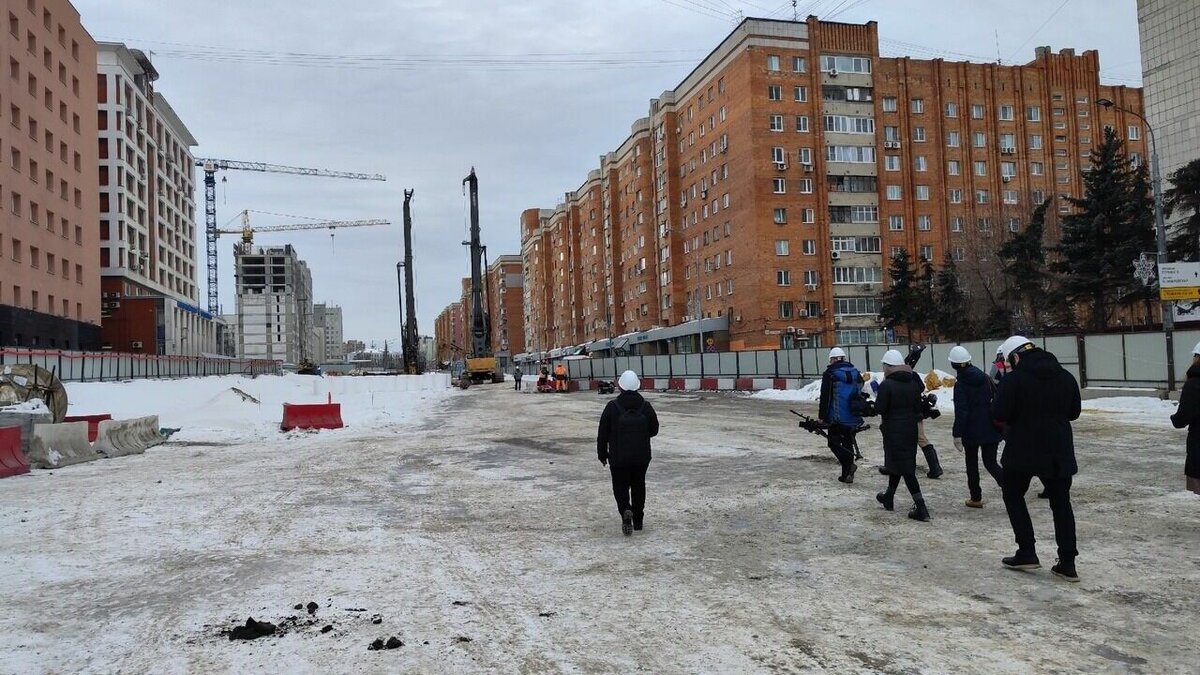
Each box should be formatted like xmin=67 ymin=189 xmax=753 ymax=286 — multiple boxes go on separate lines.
xmin=554 ymin=363 xmax=568 ymax=392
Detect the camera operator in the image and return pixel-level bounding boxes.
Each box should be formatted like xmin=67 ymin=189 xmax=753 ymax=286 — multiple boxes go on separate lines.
xmin=818 ymin=347 xmax=862 ymax=483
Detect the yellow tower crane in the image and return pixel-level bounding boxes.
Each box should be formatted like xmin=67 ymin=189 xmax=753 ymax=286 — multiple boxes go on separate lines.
xmin=216 ymin=210 xmax=391 ymax=251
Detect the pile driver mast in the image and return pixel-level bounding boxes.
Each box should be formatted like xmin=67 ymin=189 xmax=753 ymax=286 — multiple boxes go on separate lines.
xmin=401 ymin=190 xmax=420 ymax=374
xmin=460 ymin=168 xmax=502 ymax=384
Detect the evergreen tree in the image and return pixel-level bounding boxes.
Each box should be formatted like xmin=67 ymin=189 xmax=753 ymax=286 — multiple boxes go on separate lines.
xmin=879 ymin=249 xmax=916 ymax=340
xmin=1053 ymin=127 xmax=1146 ymax=331
xmin=999 ymin=199 xmax=1052 ymax=333
xmin=1166 ymin=158 xmax=1200 ymax=262
xmin=913 ymin=257 xmax=937 ymax=338
xmin=1121 ymin=163 xmax=1159 ymax=323
xmin=933 ymin=256 xmax=972 ymax=341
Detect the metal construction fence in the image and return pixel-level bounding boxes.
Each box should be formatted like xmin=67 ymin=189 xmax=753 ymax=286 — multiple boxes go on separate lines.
xmin=0 ymin=348 xmax=280 ymax=383
xmin=560 ymin=330 xmax=1200 ymax=390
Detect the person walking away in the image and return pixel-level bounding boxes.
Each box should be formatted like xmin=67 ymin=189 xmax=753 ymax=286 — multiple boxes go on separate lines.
xmin=597 ymin=370 xmax=660 ymax=535
xmin=514 ymin=366 xmax=523 ymax=392
xmin=554 ymin=362 xmax=568 ymax=392
xmin=948 ymin=346 xmax=1004 ymax=508
xmin=993 ymin=336 xmax=1082 ymax=582
xmin=818 ymin=347 xmax=861 ymax=484
xmin=1169 ymin=341 xmax=1200 ymax=496
xmin=905 ymin=343 xmax=943 ymax=479
xmin=874 ymin=350 xmax=930 ymax=521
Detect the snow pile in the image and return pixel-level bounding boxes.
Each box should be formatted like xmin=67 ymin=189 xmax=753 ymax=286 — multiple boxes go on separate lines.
xmin=750 ymin=380 xmax=821 ymax=402
xmin=1082 ymin=396 xmax=1177 ymax=416
xmin=64 ymin=374 xmax=453 ymax=444
xmin=0 ymin=399 xmax=50 ymax=415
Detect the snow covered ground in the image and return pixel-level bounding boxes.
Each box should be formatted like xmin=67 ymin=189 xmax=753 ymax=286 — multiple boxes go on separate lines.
xmin=2 ymin=378 xmax=1198 ymax=672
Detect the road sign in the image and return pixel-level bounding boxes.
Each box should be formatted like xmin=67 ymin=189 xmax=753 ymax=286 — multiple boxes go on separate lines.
xmin=1159 ymin=262 xmax=1200 ymax=300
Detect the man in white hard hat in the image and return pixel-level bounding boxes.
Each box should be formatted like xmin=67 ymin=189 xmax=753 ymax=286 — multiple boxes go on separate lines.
xmin=874 ymin=349 xmax=931 ymax=521
xmin=597 ymin=370 xmax=660 ymax=536
xmin=817 ymin=347 xmax=862 ymax=483
xmin=1168 ymin=341 xmax=1200 ymax=496
xmin=948 ymin=346 xmax=1004 ymax=508
xmin=992 ymin=335 xmax=1082 ymax=581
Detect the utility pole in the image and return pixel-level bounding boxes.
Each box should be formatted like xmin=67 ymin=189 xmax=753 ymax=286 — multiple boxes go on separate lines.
xmin=401 ymin=190 xmax=420 ymax=374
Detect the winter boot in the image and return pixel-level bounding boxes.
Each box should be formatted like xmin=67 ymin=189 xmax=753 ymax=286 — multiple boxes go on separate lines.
xmin=876 ymin=491 xmax=895 ymax=511
xmin=965 ymin=498 xmax=984 ymax=508
xmin=1051 ymin=558 xmax=1080 ymax=583
xmin=621 ymin=510 xmax=634 ymax=537
xmin=838 ymin=463 xmax=857 ymax=484
xmin=907 ymin=499 xmax=931 ymax=522
xmin=633 ymin=513 xmax=644 ymax=531
xmin=1002 ymin=551 xmax=1041 ymax=570
xmin=922 ymin=445 xmax=944 ymax=479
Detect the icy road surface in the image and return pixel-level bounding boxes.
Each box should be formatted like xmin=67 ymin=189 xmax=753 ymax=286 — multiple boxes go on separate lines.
xmin=1 ymin=382 xmax=1198 ymax=673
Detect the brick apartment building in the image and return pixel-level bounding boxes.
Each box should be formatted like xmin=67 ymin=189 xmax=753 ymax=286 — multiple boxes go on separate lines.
xmin=434 ymin=298 xmax=465 ymax=365
xmin=520 ymin=16 xmax=1147 ymax=353
xmin=434 ymin=257 xmax=526 ymax=366
xmin=0 ymin=0 xmax=101 ymax=349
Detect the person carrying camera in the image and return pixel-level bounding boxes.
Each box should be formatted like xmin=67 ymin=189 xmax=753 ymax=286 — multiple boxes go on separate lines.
xmin=874 ymin=349 xmax=931 ymax=521
xmin=818 ymin=347 xmax=863 ymax=483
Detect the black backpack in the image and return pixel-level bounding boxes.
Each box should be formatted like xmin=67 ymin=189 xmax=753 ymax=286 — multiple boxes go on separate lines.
xmin=612 ymin=400 xmax=651 ymax=465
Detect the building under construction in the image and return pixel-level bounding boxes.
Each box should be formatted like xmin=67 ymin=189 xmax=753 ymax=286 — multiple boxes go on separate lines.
xmin=234 ymin=244 xmax=317 ymax=364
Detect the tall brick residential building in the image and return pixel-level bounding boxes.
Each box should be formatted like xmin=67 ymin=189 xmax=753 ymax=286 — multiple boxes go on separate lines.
xmin=0 ymin=0 xmax=100 ymax=349
xmin=520 ymin=16 xmax=1145 ymax=353
xmin=486 ymin=254 xmax=524 ymax=361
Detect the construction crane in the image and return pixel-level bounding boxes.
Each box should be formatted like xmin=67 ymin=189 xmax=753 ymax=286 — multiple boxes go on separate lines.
xmin=460 ymin=168 xmax=503 ymax=385
xmin=215 ymin=210 xmax=391 ymax=250
xmin=196 ymin=158 xmax=387 ymax=314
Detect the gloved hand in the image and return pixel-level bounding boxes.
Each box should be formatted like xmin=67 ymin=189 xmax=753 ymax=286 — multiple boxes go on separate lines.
xmin=599 ymin=454 xmax=608 ymax=467
xmin=870 ymin=380 xmax=880 ymax=394
xmin=953 ymin=437 xmax=964 ymax=453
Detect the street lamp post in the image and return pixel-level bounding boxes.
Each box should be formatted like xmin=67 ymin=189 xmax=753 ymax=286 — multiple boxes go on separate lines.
xmin=1098 ymin=98 xmax=1175 ymax=391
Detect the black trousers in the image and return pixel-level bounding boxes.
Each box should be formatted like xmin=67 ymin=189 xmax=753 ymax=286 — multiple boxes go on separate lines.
xmin=964 ymin=441 xmax=1004 ymax=500
xmin=514 ymin=378 xmax=522 ymax=391
xmin=885 ymin=472 xmax=922 ymax=501
xmin=1001 ymin=470 xmax=1078 ymax=560
xmin=826 ymin=425 xmax=857 ymax=476
xmin=610 ymin=463 xmax=650 ymax=519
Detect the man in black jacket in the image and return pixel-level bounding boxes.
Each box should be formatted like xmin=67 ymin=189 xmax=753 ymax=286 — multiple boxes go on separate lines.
xmin=993 ymin=336 xmax=1082 ymax=582
xmin=1169 ymin=341 xmax=1200 ymax=496
xmin=597 ymin=370 xmax=660 ymax=536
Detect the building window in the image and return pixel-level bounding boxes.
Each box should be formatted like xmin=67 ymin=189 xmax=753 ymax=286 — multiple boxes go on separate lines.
xmin=779 ymin=301 xmax=794 ymax=319
xmin=913 ymin=126 xmax=926 ymax=142
xmin=1031 ymin=161 xmax=1044 ymax=175
xmin=768 ymin=85 xmax=782 ymax=101
xmin=798 ymin=148 xmax=812 ymax=164
xmin=772 ymin=177 xmax=786 ymax=194
xmin=775 ymin=240 xmax=790 ymax=256
xmin=978 ymin=217 xmax=991 ymax=231
xmin=820 ymin=55 xmax=871 ymax=73
xmin=919 ymin=244 xmax=934 ymax=262
xmin=915 ymin=185 xmax=930 ymax=201
xmin=889 ymin=247 xmax=904 ymax=259
xmin=826 ymin=145 xmax=876 ymax=163
xmin=1128 ymin=125 xmax=1140 ymax=140
xmin=1003 ymin=189 xmax=1018 ymax=204
xmin=1030 ymin=134 xmax=1043 ymax=150
xmin=949 ymin=189 xmax=963 ymax=204
xmin=974 ymin=161 xmax=987 ymax=176
xmin=952 ymin=247 xmax=965 ymax=261
xmin=976 ymin=189 xmax=990 ymax=204
xmin=799 ymin=178 xmax=813 ymax=193
xmin=1001 ymin=161 xmax=1017 ymax=177
xmin=973 ymin=132 xmax=986 ymax=148
xmin=767 ymin=54 xmax=781 ymax=71
xmin=944 ymin=102 xmax=958 ymax=118
xmin=1000 ymin=133 xmax=1016 ymax=150
xmin=772 ymin=146 xmax=786 ymax=163
xmin=774 ymin=208 xmax=787 ymax=224
xmin=795 ymin=115 xmax=809 ymax=132
xmin=769 ymin=114 xmax=784 ymax=132
xmin=777 ymin=270 xmax=791 ymax=286
xmin=885 ymin=156 xmax=900 ymax=171
xmin=803 ymin=208 xmax=815 ymax=223
xmin=1008 ymin=217 xmax=1021 ymax=233
xmin=951 ymin=216 xmax=963 ymax=232
xmin=911 ymin=98 xmax=924 ymax=113
xmin=948 ymin=160 xmax=960 ymax=175
xmin=889 ymin=215 xmax=904 ymax=231
xmin=917 ymin=215 xmax=932 ymax=231
xmin=915 ymin=155 xmax=927 ymax=171
xmin=1026 ymin=105 xmax=1041 ymax=122
xmin=971 ymin=104 xmax=984 ymax=119
xmin=999 ymin=104 xmax=1015 ymax=121
xmin=884 ymin=125 xmax=900 ymax=142
xmin=794 ymin=86 xmax=808 ymax=102
xmin=886 ymin=185 xmax=901 ymax=200
xmin=793 ymin=56 xmax=806 ymax=72
xmin=882 ymin=96 xmax=897 ymax=112
xmin=947 ymin=131 xmax=960 ymax=147
xmin=803 ymin=239 xmax=816 ymax=255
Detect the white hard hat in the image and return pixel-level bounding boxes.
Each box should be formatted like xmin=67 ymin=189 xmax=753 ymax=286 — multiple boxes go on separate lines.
xmin=828 ymin=347 xmax=847 ymax=360
xmin=881 ymin=349 xmax=905 ymax=366
xmin=618 ymin=370 xmax=641 ymax=391
xmin=948 ymin=345 xmax=972 ymax=365
xmin=1192 ymin=341 xmax=1200 ymax=355
xmin=999 ymin=335 xmax=1034 ymax=361
xmin=996 ymin=345 xmax=1004 ymax=356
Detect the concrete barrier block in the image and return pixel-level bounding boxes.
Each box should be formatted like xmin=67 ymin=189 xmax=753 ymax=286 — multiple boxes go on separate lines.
xmin=753 ymin=378 xmax=776 ymax=391
xmin=28 ymin=422 xmax=98 ymax=469
xmin=0 ymin=411 xmax=52 ymax=458
xmin=94 ymin=415 xmax=162 ymax=458
xmin=685 ymin=379 xmax=702 ymax=391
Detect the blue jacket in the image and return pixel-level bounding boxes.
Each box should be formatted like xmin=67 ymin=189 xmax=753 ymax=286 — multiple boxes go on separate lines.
xmin=952 ymin=364 xmax=1002 ymax=444
xmin=819 ymin=361 xmax=863 ymax=427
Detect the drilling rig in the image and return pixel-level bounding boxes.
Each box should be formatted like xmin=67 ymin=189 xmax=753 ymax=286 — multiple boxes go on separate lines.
xmin=400 ymin=190 xmax=421 ymax=375
xmin=461 ymin=168 xmax=503 ymax=385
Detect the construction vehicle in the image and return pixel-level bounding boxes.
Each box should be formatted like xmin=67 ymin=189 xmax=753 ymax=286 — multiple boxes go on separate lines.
xmin=196 ymin=158 xmax=387 ymax=314
xmin=460 ymin=169 xmax=504 ymax=385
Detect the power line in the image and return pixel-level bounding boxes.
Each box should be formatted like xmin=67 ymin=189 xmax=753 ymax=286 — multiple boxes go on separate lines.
xmin=654 ymin=0 xmax=732 ymax=20
xmin=1006 ymin=0 xmax=1072 ymax=63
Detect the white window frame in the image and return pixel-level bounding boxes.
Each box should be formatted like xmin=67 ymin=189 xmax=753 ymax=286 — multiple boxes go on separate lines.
xmin=886 ymin=185 xmax=902 ymax=200
xmin=999 ymin=104 xmax=1014 ymax=121
xmin=769 ymin=114 xmax=784 ymax=132
xmin=772 ymin=177 xmax=786 ymax=194
xmin=888 ymin=215 xmax=904 ymax=231
xmin=775 ymin=239 xmax=790 ymax=256
xmin=917 ymin=215 xmax=932 ymax=231
xmin=794 ymin=86 xmax=808 ymax=103
xmin=767 ymin=54 xmax=781 ymax=71
xmin=915 ymin=185 xmax=930 ymax=201
xmin=882 ymin=96 xmax=898 ymax=113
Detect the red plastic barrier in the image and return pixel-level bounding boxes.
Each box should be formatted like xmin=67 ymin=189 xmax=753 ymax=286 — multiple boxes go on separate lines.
xmin=668 ymin=378 xmax=685 ymax=390
xmin=774 ymin=378 xmax=787 ymax=390
xmin=63 ymin=414 xmax=112 ymax=442
xmin=280 ymin=403 xmax=344 ymax=431
xmin=735 ymin=378 xmax=754 ymax=391
xmin=641 ymin=378 xmax=655 ymax=391
xmin=0 ymin=426 xmax=30 ymax=478
xmin=700 ymin=378 xmax=719 ymax=391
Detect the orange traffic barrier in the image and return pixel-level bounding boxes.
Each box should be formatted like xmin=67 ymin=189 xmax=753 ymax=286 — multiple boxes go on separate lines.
xmin=0 ymin=426 xmax=31 ymax=478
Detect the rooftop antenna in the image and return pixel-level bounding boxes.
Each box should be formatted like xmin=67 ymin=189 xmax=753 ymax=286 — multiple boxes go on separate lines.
xmin=995 ymin=29 xmax=1003 ymax=64
xmin=792 ymin=0 xmax=798 ymax=21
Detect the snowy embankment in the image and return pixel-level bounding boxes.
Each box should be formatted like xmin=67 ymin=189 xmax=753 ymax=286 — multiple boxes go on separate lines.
xmin=64 ymin=373 xmax=452 ymax=443
xmin=749 ymin=370 xmax=1178 ymax=424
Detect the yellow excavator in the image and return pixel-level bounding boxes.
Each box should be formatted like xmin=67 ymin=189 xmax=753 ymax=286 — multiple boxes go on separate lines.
xmin=460 ymin=168 xmax=503 ymax=387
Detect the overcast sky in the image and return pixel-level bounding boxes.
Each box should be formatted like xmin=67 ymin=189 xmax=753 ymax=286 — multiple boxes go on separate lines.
xmin=72 ymin=0 xmax=1142 ymax=349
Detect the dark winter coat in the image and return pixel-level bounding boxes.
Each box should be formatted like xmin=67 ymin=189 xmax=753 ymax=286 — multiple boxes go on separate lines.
xmin=818 ymin=361 xmax=863 ymax=427
xmin=1169 ymin=363 xmax=1200 ymax=480
xmin=952 ymin=364 xmax=1003 ymax=445
xmin=597 ymin=390 xmax=660 ymax=468
xmin=991 ymin=348 xmax=1081 ymax=478
xmin=874 ymin=365 xmax=925 ymax=475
